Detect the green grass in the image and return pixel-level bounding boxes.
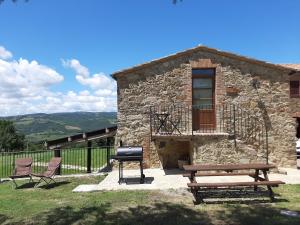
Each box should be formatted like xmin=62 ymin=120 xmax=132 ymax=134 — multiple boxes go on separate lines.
xmin=0 ymin=148 xmax=112 ymax=178
xmin=0 ymin=177 xmax=299 ymax=225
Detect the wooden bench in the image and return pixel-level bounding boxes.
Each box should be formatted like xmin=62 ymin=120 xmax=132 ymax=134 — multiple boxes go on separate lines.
xmin=183 ymin=172 xmax=256 ymax=178
xmin=183 ymin=163 xmax=285 ymax=202
xmin=187 ymin=180 xmax=285 ymax=188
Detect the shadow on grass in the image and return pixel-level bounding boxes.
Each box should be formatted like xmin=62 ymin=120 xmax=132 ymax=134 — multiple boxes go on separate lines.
xmin=15 ymin=182 xmax=37 ymax=189
xmin=14 ymin=181 xmax=71 ymax=189
xmin=30 ymin=202 xmax=211 ymax=225
xmin=217 ymin=205 xmax=300 ymax=225
xmin=37 ymin=181 xmax=71 ymax=189
xmin=4 ymin=200 xmax=300 ymax=225
xmin=0 ymin=214 xmax=9 ymax=224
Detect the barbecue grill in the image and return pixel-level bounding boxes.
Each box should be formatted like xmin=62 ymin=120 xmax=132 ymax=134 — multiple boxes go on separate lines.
xmin=111 ymin=146 xmax=145 ymax=184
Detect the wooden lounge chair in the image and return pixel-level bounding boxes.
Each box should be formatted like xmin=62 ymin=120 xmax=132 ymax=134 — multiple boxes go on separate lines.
xmin=32 ymin=157 xmax=62 ymax=187
xmin=9 ymin=158 xmax=33 ymax=188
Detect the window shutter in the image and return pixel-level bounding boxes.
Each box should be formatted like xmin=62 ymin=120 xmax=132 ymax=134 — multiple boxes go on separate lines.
xmin=290 ymin=81 xmax=300 ymax=98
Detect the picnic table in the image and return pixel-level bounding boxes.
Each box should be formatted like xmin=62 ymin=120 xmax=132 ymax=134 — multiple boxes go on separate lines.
xmin=183 ymin=163 xmax=285 ymax=202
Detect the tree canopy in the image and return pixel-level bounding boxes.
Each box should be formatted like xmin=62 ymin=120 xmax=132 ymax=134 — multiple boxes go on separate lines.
xmin=0 ymin=0 xmax=28 ymax=4
xmin=0 ymin=0 xmax=180 ymax=5
xmin=0 ymin=120 xmax=25 ymax=152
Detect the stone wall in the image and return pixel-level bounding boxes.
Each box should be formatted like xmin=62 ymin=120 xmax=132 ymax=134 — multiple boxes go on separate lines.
xmin=116 ymin=62 xmax=192 ymax=168
xmin=115 ymin=49 xmax=297 ymax=168
xmin=193 ymin=135 xmax=265 ymax=165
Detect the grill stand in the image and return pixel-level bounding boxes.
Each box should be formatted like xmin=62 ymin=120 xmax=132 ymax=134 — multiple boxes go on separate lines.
xmin=117 ymin=159 xmax=145 ymax=184
xmin=112 ymin=146 xmax=145 ymax=185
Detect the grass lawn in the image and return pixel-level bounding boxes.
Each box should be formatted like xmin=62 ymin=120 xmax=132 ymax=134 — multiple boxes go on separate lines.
xmin=0 ymin=176 xmax=300 ymax=225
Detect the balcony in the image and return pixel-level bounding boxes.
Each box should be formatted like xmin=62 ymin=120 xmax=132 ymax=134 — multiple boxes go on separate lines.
xmin=149 ymin=103 xmax=269 ymax=155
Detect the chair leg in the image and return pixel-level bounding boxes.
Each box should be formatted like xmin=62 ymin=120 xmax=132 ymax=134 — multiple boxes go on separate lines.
xmin=42 ymin=177 xmax=50 ymax=184
xmin=262 ymin=170 xmax=275 ymax=202
xmin=11 ymin=179 xmax=18 ymax=189
xmin=35 ymin=177 xmax=56 ymax=187
xmin=253 ymin=169 xmax=259 ymax=191
xmin=49 ymin=177 xmax=56 ymax=184
xmin=267 ymin=186 xmax=275 ymax=202
xmin=34 ymin=178 xmax=43 ymax=188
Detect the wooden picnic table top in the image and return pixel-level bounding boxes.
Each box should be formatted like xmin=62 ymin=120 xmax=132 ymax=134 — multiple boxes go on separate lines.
xmin=183 ymin=163 xmax=276 ymax=172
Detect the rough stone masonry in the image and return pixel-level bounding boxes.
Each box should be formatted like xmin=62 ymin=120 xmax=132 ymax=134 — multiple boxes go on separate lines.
xmin=112 ymin=46 xmax=299 ymax=169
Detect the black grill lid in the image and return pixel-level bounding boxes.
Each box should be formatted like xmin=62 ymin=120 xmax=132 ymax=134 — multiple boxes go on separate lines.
xmin=116 ymin=146 xmax=143 ymax=156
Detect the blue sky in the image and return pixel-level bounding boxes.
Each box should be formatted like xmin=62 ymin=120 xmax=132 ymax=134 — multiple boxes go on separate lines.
xmin=0 ymin=0 xmax=299 ymax=116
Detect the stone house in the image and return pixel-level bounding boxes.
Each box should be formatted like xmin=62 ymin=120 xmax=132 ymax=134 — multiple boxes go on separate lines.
xmin=111 ymin=45 xmax=300 ymax=169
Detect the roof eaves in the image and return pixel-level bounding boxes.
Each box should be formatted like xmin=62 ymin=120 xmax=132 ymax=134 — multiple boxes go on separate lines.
xmin=111 ymin=45 xmax=294 ymax=79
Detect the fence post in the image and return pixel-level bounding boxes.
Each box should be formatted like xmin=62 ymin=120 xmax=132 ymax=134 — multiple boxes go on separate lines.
xmin=87 ymin=141 xmax=92 ymax=173
xmin=12 ymin=152 xmax=16 ymax=176
xmin=54 ymin=147 xmax=61 ymax=175
xmin=106 ymin=138 xmax=111 ymax=168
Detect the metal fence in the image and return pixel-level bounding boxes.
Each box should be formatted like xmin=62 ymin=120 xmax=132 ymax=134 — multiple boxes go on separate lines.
xmin=150 ymin=103 xmax=269 ymax=163
xmin=0 ymin=146 xmax=115 ymax=178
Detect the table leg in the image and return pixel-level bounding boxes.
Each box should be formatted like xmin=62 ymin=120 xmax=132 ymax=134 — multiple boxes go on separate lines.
xmin=118 ymin=161 xmax=121 ymax=184
xmin=140 ymin=160 xmax=145 ymax=184
xmin=262 ymin=169 xmax=274 ymax=201
xmin=254 ymin=169 xmax=259 ymax=191
xmin=190 ymin=171 xmax=196 ymax=183
xmin=189 ymin=171 xmax=202 ymax=204
xmin=120 ymin=161 xmax=124 ymax=184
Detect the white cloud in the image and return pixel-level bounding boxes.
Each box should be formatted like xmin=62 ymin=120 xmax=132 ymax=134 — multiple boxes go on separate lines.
xmin=0 ymin=46 xmax=12 ymax=60
xmin=0 ymin=58 xmax=64 ymax=99
xmin=0 ymin=88 xmax=117 ymax=116
xmin=63 ymin=59 xmax=116 ymax=92
xmin=62 ymin=59 xmax=89 ymax=78
xmin=0 ymin=46 xmax=117 ymax=116
xmin=29 ymin=91 xmax=116 ymax=114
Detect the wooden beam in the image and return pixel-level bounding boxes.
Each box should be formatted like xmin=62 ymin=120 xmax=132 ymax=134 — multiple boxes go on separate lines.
xmin=46 ymin=126 xmax=117 ymax=149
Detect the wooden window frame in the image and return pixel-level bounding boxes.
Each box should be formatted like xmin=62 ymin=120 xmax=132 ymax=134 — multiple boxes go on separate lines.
xmin=192 ymin=68 xmax=216 ymax=107
xmin=191 ymin=68 xmax=216 ymax=131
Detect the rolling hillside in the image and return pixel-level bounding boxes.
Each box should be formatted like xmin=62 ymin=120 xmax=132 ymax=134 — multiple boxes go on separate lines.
xmin=1 ymin=112 xmax=117 ymax=143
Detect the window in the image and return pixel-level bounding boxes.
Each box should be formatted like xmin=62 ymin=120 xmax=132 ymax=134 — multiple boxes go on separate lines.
xmin=192 ymin=69 xmax=215 ymax=108
xmin=290 ymin=81 xmax=300 ymax=98
xmin=192 ymin=68 xmax=215 ymax=76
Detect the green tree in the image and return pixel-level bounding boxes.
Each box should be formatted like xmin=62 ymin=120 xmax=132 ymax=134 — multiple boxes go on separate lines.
xmin=0 ymin=0 xmax=28 ymax=4
xmin=0 ymin=120 xmax=25 ymax=152
xmin=1 ymin=0 xmax=179 ymax=5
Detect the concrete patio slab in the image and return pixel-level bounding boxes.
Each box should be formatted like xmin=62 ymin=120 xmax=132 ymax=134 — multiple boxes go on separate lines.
xmin=72 ymin=167 xmax=300 ymax=192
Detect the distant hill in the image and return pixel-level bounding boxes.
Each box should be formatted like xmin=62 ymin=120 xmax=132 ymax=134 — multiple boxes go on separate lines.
xmin=1 ymin=112 xmax=117 ymax=143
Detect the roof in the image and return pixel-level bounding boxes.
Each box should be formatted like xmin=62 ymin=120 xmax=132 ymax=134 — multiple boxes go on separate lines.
xmin=45 ymin=126 xmax=117 ymax=149
xmin=111 ymin=45 xmax=298 ymax=79
xmin=280 ymin=64 xmax=300 ymax=70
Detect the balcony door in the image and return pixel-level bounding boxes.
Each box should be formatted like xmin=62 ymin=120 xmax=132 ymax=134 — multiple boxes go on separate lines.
xmin=192 ymin=68 xmax=215 ymax=131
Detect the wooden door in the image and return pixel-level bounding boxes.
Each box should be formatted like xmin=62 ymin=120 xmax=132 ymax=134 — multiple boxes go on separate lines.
xmin=192 ymin=69 xmax=215 ymax=131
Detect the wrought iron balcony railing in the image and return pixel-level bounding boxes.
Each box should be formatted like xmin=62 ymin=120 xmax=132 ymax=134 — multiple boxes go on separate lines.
xmin=149 ymin=103 xmax=269 ymax=163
